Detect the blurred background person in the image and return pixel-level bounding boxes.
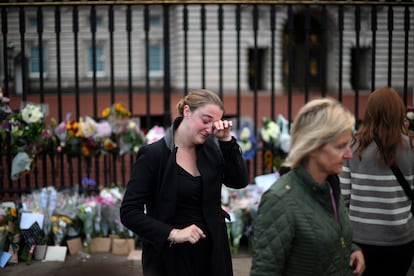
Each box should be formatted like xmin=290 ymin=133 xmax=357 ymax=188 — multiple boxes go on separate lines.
xmin=340 ymin=87 xmax=414 ymax=276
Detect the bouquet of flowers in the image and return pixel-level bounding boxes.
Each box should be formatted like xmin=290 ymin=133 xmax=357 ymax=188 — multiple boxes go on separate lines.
xmin=222 ymin=185 xmax=262 ymax=256
xmin=102 ymin=102 xmax=131 ymax=135
xmin=51 ymin=214 xmax=72 ymax=245
xmin=145 ymin=125 xmax=165 ymax=144
xmin=2 ymin=204 xmax=21 ymax=263
xmin=8 ymin=103 xmax=49 ymax=154
xmin=3 ymin=206 xmax=18 ymax=234
xmin=405 ymin=106 xmax=414 ymax=135
xmin=0 ymin=102 xmax=51 ymax=180
xmin=260 ymin=118 xmax=280 ymax=144
xmin=118 ymin=118 xmax=145 ymax=155
xmin=260 ymin=115 xmax=291 ymax=172
xmin=77 ymin=198 xmax=97 ymax=253
xmin=65 ymin=116 xmax=99 ymax=157
xmin=236 ymin=124 xmax=257 ymax=160
xmin=100 ymin=103 xmax=145 ymax=155
xmin=20 ymin=187 xmax=58 ymax=244
xmin=97 ymin=186 xmax=123 ymax=236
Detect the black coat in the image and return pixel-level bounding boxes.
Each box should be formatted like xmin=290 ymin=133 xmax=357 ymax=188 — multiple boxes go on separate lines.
xmin=120 ymin=117 xmax=249 ymax=276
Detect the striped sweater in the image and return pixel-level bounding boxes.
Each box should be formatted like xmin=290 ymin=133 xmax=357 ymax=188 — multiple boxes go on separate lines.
xmin=339 ymin=137 xmax=414 ymax=246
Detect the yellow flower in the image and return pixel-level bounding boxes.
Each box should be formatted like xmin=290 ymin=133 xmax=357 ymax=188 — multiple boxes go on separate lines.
xmin=114 ymin=103 xmax=124 ymax=112
xmin=10 ymin=208 xmax=17 ymax=218
xmin=82 ymin=145 xmax=90 ymax=157
xmin=52 ymin=225 xmax=59 ymax=233
xmin=102 ymin=107 xmax=110 ymax=118
xmin=61 ymin=216 xmax=72 ymax=224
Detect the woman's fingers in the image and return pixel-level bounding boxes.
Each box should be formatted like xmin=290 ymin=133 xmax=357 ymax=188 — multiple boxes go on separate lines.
xmin=176 ymin=224 xmax=206 ymax=244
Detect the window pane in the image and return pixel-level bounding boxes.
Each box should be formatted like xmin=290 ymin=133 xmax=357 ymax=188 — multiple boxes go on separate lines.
xmin=150 ymin=16 xmax=160 ymax=27
xmin=29 ymin=18 xmax=37 ymax=28
xmin=149 ymin=45 xmax=161 ymax=71
xmin=30 ymin=46 xmax=46 ymax=74
xmin=88 ymin=46 xmax=105 ymax=73
xmin=89 ymin=15 xmax=103 ymax=27
xmin=30 ymin=47 xmax=39 ymax=73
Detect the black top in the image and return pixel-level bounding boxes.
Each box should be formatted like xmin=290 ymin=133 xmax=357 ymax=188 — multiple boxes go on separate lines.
xmin=164 ymin=164 xmax=211 ymax=276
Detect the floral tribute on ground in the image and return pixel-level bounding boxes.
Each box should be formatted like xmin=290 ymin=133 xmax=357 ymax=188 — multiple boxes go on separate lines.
xmin=0 ymin=184 xmax=136 ymax=266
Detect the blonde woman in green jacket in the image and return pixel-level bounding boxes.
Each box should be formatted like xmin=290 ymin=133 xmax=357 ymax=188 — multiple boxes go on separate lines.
xmin=251 ymin=98 xmax=365 ymax=276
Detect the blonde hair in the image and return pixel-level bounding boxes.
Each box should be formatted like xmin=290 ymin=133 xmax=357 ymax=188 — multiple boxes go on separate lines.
xmin=283 ymin=98 xmax=355 ymax=168
xmin=176 ymin=89 xmax=224 ymax=116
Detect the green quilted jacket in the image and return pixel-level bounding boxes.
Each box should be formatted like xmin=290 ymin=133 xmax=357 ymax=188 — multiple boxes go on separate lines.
xmin=250 ymin=166 xmax=359 ymax=276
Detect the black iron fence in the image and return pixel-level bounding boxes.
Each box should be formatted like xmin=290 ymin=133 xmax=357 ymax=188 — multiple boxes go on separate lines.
xmin=0 ymin=1 xmax=413 ymax=199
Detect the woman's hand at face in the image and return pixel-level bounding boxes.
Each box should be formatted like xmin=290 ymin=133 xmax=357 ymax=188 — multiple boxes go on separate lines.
xmin=213 ymin=120 xmax=233 ymax=141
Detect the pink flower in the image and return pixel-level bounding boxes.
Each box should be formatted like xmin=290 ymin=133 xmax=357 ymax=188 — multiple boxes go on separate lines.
xmin=146 ymin=125 xmax=165 ymax=144
xmin=95 ymin=121 xmax=112 ymax=138
xmin=42 ymin=128 xmax=53 ymax=139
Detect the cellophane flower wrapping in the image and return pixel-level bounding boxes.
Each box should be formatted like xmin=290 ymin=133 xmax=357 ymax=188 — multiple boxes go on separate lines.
xmin=54 ymin=188 xmax=80 ymax=220
xmin=5 ymin=102 xmax=51 ymax=180
xmin=98 ymin=186 xmax=124 ymax=236
xmin=145 ymin=125 xmax=165 ymax=144
xmin=118 ymin=118 xmax=145 ymax=155
xmin=222 ymin=185 xmax=262 ymax=256
xmin=51 ymin=214 xmax=72 ymax=245
xmin=20 ymin=186 xmax=58 ymax=244
xmin=77 ymin=197 xmax=97 ymax=253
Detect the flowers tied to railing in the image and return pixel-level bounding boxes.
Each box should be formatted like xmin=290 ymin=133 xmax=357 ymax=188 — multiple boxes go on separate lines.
xmin=0 ymin=98 xmax=167 ymax=181
xmin=260 ymin=115 xmax=291 ymax=173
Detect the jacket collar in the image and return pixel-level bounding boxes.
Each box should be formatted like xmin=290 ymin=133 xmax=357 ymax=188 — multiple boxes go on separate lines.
xmin=293 ymin=166 xmax=340 ymax=199
xmin=163 ymin=117 xmax=183 ymax=152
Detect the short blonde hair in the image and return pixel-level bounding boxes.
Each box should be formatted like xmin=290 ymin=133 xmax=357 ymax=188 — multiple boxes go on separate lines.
xmin=283 ymin=98 xmax=355 ymax=169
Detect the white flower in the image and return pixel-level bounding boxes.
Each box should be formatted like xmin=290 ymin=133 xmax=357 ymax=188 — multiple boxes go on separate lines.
xmin=128 ymin=120 xmax=137 ymax=130
xmin=146 ymin=125 xmax=165 ymax=144
xmin=21 ymin=104 xmax=43 ymax=124
xmin=261 ymin=119 xmax=280 ymax=143
xmin=237 ymin=125 xmax=254 ymax=153
xmin=239 ymin=140 xmax=252 ymax=153
xmin=407 ymin=111 xmax=414 ymax=120
xmin=132 ymin=145 xmax=140 ymax=153
xmin=239 ymin=127 xmax=251 ymax=140
xmin=79 ymin=116 xmax=98 ymax=138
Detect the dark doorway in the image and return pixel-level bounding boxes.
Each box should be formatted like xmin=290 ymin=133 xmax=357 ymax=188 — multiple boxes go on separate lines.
xmin=248 ymin=48 xmax=266 ymax=90
xmin=282 ymin=10 xmax=324 ymax=90
xmin=351 ymin=47 xmax=371 ymax=90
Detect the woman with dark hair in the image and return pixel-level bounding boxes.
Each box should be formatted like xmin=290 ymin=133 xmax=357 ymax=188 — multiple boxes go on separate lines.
xmin=340 ymin=87 xmax=414 ymax=276
xmin=120 ymin=89 xmax=249 ymax=276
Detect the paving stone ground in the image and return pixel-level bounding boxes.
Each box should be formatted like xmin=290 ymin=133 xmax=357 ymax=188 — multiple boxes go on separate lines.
xmin=3 ymin=249 xmax=414 ymax=276
xmin=1 ymin=250 xmax=252 ymax=276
